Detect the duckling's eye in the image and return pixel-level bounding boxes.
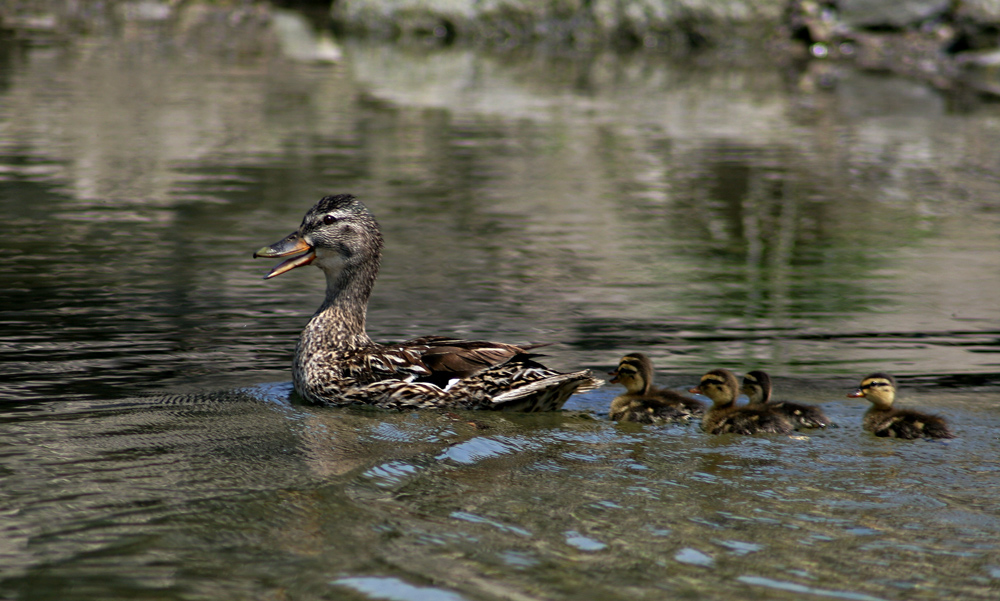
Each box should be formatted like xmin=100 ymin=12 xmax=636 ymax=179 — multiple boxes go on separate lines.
xmin=323 ymin=214 xmax=339 ymax=225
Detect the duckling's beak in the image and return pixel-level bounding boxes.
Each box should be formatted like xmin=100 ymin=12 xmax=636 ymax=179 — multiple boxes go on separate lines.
xmin=253 ymin=232 xmax=315 ymax=279
xmin=607 ymin=370 xmax=620 ymax=384
xmin=846 ymin=389 xmax=865 ymax=398
xmin=688 ymin=386 xmax=701 ymax=394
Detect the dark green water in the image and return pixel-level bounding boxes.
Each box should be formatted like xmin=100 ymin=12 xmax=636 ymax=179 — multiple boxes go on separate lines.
xmin=1 ymin=24 xmax=999 ymax=601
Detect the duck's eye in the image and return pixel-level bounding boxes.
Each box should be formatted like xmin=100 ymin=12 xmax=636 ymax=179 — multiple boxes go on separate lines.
xmin=323 ymin=214 xmax=339 ymax=225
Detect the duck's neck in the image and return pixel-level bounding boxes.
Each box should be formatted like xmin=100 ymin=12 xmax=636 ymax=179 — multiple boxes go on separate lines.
xmin=625 ymin=376 xmax=651 ymax=396
xmin=867 ymin=396 xmax=894 ymax=411
xmin=300 ymin=260 xmax=379 ymax=354
xmin=757 ymin=386 xmax=771 ymax=404
xmin=712 ymin=394 xmax=737 ymax=410
xmin=638 ymin=375 xmax=653 ymax=396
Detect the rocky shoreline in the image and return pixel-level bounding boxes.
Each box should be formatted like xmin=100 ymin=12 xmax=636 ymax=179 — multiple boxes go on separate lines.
xmin=2 ymin=0 xmax=1000 ymax=96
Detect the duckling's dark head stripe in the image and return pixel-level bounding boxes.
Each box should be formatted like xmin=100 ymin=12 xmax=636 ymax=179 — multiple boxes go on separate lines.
xmin=616 ymin=364 xmax=639 ymax=376
xmin=616 ymin=353 xmax=650 ymax=374
xmin=700 ymin=374 xmax=727 ymax=386
xmin=859 ymin=372 xmax=896 ymax=390
xmin=860 ymin=379 xmax=891 ymax=390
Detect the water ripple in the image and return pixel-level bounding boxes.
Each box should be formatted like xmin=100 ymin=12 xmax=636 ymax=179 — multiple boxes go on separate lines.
xmin=449 ymin=512 xmax=532 ymax=537
xmin=332 ymin=577 xmax=468 ymax=601
xmin=737 ymin=576 xmax=889 ymax=601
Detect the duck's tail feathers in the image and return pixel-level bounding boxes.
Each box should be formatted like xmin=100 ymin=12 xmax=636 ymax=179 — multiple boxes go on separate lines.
xmin=490 ymin=370 xmax=596 ymax=412
xmin=449 ymin=353 xmax=601 ymax=412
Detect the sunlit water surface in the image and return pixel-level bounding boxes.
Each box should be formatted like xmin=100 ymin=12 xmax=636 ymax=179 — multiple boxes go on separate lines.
xmin=1 ymin=27 xmax=1000 ymax=601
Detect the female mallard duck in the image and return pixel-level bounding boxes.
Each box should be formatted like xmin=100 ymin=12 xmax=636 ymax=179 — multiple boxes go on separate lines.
xmin=690 ymin=368 xmax=794 ymax=435
xmin=607 ymin=353 xmax=704 ymax=423
xmin=254 ymin=194 xmax=600 ymax=411
xmin=847 ymin=373 xmax=953 ymax=439
xmin=742 ymin=370 xmax=831 ymax=429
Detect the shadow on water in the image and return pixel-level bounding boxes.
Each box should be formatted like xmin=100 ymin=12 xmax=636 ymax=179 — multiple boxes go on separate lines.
xmin=1 ymin=22 xmax=1000 ymax=601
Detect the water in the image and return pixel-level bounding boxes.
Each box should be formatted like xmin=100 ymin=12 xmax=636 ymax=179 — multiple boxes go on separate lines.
xmin=2 ymin=24 xmax=1000 ymax=600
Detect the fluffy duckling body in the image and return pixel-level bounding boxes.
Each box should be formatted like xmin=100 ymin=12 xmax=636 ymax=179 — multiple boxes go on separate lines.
xmin=742 ymin=370 xmax=831 ymax=429
xmin=691 ymin=368 xmax=794 ymax=435
xmin=848 ymin=373 xmax=953 ymax=439
xmin=608 ymin=353 xmax=704 ymax=424
xmin=253 ymin=194 xmax=600 ymax=411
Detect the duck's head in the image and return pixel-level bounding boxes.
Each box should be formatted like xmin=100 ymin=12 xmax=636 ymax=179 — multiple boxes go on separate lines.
xmin=847 ymin=372 xmax=896 ymax=410
xmin=254 ymin=194 xmax=383 ymax=281
xmin=608 ymin=353 xmax=654 ymax=395
xmin=741 ymin=370 xmax=772 ymax=405
xmin=689 ymin=368 xmax=739 ymax=407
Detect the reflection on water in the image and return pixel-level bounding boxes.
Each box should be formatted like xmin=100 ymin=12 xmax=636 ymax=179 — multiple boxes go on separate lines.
xmin=1 ymin=23 xmax=1000 ymax=601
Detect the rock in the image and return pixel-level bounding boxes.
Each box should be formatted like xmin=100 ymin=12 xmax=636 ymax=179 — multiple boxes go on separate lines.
xmin=956 ymin=0 xmax=1000 ymax=23
xmin=116 ymin=1 xmax=173 ymax=22
xmin=332 ymin=0 xmax=785 ymax=48
xmin=838 ymin=0 xmax=950 ymax=29
xmin=272 ymin=9 xmax=343 ymax=62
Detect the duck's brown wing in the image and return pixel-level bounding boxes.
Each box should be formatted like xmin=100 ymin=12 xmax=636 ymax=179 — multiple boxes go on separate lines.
xmin=708 ymin=407 xmax=794 ymax=435
xmin=772 ymin=400 xmax=831 ymax=428
xmin=399 ymin=335 xmax=551 ymax=386
xmin=624 ymin=401 xmax=690 ymax=424
xmin=867 ymin=408 xmax=954 ymax=439
xmin=307 ymin=348 xmax=598 ymax=411
xmin=655 ymin=389 xmax=706 ymax=416
xmin=446 ymin=353 xmax=599 ymax=412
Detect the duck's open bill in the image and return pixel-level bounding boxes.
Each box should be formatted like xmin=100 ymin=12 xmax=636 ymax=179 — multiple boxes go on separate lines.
xmin=253 ymin=233 xmax=315 ymax=279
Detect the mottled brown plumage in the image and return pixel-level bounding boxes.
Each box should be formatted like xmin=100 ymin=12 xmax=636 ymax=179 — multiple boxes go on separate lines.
xmin=847 ymin=372 xmax=953 ymax=439
xmin=742 ymin=370 xmax=831 ymax=429
xmin=691 ymin=368 xmax=794 ymax=435
xmin=254 ymin=194 xmax=600 ymax=410
xmin=607 ymin=353 xmax=703 ymax=423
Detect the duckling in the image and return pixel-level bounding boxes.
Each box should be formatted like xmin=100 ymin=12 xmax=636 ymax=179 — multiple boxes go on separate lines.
xmin=742 ymin=370 xmax=831 ymax=429
xmin=690 ymin=368 xmax=794 ymax=435
xmin=607 ymin=353 xmax=704 ymax=423
xmin=847 ymin=373 xmax=953 ymax=439
xmin=253 ymin=194 xmax=600 ymax=411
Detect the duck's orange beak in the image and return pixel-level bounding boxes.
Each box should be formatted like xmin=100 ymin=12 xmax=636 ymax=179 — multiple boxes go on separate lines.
xmin=688 ymin=387 xmax=701 ymax=394
xmin=847 ymin=389 xmax=865 ymax=398
xmin=253 ymin=232 xmax=315 ymax=279
xmin=607 ymin=370 xmax=620 ymax=384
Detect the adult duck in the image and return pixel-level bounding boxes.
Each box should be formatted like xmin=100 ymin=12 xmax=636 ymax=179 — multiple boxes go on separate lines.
xmin=608 ymin=353 xmax=704 ymax=423
xmin=254 ymin=194 xmax=600 ymax=410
